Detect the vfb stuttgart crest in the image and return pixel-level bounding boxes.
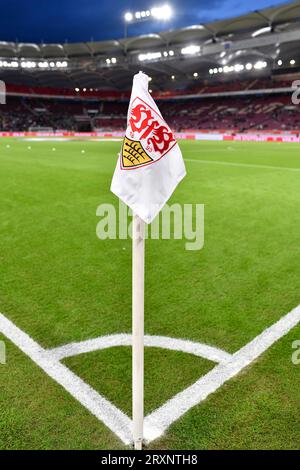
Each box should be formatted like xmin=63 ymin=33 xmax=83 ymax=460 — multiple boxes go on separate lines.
xmin=121 ymin=97 xmax=176 ymax=170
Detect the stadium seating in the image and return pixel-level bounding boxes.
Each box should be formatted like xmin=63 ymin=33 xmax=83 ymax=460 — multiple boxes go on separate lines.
xmin=1 ymin=84 xmax=299 ymax=133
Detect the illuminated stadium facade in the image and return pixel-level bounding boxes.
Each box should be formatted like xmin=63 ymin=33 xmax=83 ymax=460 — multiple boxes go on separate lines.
xmin=1 ymin=2 xmax=300 ymax=134
xmin=0 ymin=3 xmax=300 ymax=89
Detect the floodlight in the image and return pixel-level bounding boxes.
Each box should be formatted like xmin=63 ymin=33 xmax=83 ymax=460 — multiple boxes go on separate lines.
xmin=181 ymin=45 xmax=200 ymax=55
xmin=138 ymin=51 xmax=162 ymax=61
xmin=277 ymin=59 xmax=282 ymax=66
xmin=252 ymin=26 xmax=271 ymax=38
xmin=290 ymin=59 xmax=296 ymax=65
xmin=151 ymin=4 xmax=172 ymax=20
xmin=124 ymin=12 xmax=133 ymax=22
xmin=254 ymin=60 xmax=267 ymax=70
xmin=234 ymin=64 xmax=244 ymax=72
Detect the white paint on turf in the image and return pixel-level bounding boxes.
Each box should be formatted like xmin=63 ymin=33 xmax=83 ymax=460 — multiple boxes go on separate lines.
xmin=144 ymin=304 xmax=300 ymax=441
xmin=49 ymin=333 xmax=232 ymax=364
xmin=185 ymin=158 xmax=300 ymax=172
xmin=0 ymin=312 xmax=132 ymax=444
xmin=0 ymin=304 xmax=299 ymax=445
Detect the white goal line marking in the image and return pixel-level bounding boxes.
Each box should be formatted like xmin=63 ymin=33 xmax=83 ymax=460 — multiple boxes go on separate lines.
xmin=0 ymin=304 xmax=300 ymax=445
xmin=185 ymin=158 xmax=300 ymax=172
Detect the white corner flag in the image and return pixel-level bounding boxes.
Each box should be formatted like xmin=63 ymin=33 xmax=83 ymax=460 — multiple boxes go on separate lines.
xmin=111 ymin=71 xmax=186 ymax=224
xmin=110 ymin=71 xmax=186 ymax=450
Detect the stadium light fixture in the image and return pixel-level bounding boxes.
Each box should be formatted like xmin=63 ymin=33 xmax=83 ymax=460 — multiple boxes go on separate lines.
xmin=252 ymin=26 xmax=272 ymax=38
xmin=290 ymin=59 xmax=296 ymax=65
xmin=151 ymin=4 xmax=172 ymax=20
xmin=124 ymin=4 xmax=172 ymax=37
xmin=1 ymin=59 xmax=67 ymax=70
xmin=0 ymin=60 xmax=19 ymax=68
xmin=234 ymin=64 xmax=244 ymax=72
xmin=277 ymin=59 xmax=282 ymax=66
xmin=254 ymin=60 xmax=267 ymax=70
xmin=106 ymin=57 xmax=117 ymax=65
xmin=75 ymin=87 xmax=79 ymax=92
xmin=210 ymin=61 xmax=268 ymax=75
xmin=124 ymin=12 xmax=133 ymax=22
xmin=171 ymin=75 xmax=175 ymax=80
xmin=181 ymin=45 xmax=200 ymax=55
xmin=138 ymin=51 xmax=162 ymax=61
xmin=193 ymin=72 xmax=198 ymax=78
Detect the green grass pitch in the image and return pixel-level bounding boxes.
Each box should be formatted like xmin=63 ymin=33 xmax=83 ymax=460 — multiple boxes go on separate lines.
xmin=0 ymin=137 xmax=299 ymax=449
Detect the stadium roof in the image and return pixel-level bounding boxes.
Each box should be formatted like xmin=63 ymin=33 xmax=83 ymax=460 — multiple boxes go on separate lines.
xmin=1 ymin=1 xmax=300 ymax=90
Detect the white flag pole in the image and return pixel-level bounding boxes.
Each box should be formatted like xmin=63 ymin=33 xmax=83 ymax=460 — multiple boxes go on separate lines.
xmin=132 ymin=213 xmax=145 ymax=450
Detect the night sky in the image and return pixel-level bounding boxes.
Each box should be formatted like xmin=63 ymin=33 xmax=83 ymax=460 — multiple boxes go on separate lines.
xmin=0 ymin=0 xmax=289 ymax=43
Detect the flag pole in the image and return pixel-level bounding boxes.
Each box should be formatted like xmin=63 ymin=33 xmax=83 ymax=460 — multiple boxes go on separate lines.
xmin=132 ymin=213 xmax=144 ymax=450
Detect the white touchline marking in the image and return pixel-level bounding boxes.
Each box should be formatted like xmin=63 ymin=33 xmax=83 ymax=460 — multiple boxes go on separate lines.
xmin=0 ymin=304 xmax=300 ymax=445
xmin=0 ymin=313 xmax=132 ymax=445
xmin=49 ymin=334 xmax=232 ymax=364
xmin=185 ymin=158 xmax=300 ymax=172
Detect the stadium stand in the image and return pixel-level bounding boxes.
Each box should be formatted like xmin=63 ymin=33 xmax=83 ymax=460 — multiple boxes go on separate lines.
xmin=1 ymin=3 xmax=300 ymax=133
xmin=1 ymin=89 xmax=299 ymax=133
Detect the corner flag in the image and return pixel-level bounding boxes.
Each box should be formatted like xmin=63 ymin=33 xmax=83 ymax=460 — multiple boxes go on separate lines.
xmin=111 ymin=71 xmax=186 ymax=224
xmin=110 ymin=71 xmax=186 ymax=450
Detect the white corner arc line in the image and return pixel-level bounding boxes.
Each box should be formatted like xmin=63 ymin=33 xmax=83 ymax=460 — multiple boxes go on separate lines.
xmin=185 ymin=158 xmax=300 ymax=172
xmin=0 ymin=313 xmax=132 ymax=445
xmin=49 ymin=334 xmax=232 ymax=364
xmin=0 ymin=304 xmax=300 ymax=445
xmin=143 ymin=304 xmax=300 ymax=442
